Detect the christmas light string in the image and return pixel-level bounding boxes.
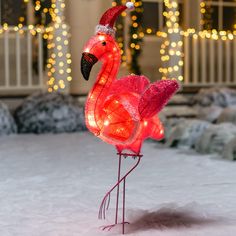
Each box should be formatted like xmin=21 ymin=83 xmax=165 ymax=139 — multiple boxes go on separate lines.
xmin=112 ymin=0 xmax=126 ymax=65
xmin=111 ymin=0 xmax=236 ymax=83
xmin=159 ymin=0 xmax=183 ymax=82
xmin=46 ymin=0 xmax=72 ymax=92
xmin=128 ymin=0 xmax=144 ymax=75
xmin=1 ymin=0 xmax=72 ymax=92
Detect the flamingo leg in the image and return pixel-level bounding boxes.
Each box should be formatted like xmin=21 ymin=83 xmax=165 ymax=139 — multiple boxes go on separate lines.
xmin=115 ymin=153 xmax=122 ymax=224
xmin=122 ymin=177 xmax=126 ymax=234
xmin=99 ymin=153 xmax=142 ymax=234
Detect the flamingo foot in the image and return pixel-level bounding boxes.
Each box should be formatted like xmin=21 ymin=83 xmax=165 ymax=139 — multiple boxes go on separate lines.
xmin=101 ymin=222 xmax=130 ymax=232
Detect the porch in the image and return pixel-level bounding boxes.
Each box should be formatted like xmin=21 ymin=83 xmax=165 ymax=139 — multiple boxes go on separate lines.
xmin=0 ymin=0 xmax=236 ymax=96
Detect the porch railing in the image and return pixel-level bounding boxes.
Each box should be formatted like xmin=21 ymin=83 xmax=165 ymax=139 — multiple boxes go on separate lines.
xmin=183 ymin=33 xmax=236 ymax=87
xmin=0 ymin=27 xmax=45 ymax=94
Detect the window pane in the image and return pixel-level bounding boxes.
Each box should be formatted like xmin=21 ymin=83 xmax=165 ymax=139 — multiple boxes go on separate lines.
xmin=178 ymin=3 xmax=184 ymax=27
xmin=202 ymin=5 xmax=219 ymax=30
xmin=1 ymin=0 xmax=27 ymax=25
xmin=223 ymin=7 xmax=236 ymax=31
xmin=142 ymin=2 xmax=159 ymax=34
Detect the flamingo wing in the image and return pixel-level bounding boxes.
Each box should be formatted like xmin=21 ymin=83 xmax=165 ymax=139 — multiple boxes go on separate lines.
xmin=139 ymin=80 xmax=180 ymax=119
xmin=109 ymin=75 xmax=150 ymax=96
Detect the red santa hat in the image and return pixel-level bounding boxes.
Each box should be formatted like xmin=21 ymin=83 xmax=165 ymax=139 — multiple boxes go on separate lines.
xmin=95 ymin=2 xmax=134 ymax=37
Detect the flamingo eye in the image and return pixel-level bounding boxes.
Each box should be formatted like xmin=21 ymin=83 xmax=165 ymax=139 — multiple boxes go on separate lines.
xmin=102 ymin=41 xmax=106 ymax=46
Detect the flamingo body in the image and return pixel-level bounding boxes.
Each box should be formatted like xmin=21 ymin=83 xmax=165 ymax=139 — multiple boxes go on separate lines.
xmin=80 ymin=3 xmax=180 ymax=234
xmin=81 ymin=33 xmax=179 ymax=154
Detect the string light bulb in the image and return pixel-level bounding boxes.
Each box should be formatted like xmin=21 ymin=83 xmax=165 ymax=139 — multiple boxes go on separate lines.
xmin=47 ymin=0 xmax=72 ymax=93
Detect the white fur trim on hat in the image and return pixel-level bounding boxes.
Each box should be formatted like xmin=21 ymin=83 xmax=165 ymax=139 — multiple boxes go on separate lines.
xmin=95 ymin=24 xmax=116 ymax=37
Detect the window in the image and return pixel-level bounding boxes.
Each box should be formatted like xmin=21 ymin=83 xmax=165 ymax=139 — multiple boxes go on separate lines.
xmin=0 ymin=0 xmax=52 ymax=26
xmin=201 ymin=0 xmax=236 ymax=31
xmin=0 ymin=0 xmax=27 ymax=25
xmin=142 ymin=0 xmax=184 ymax=35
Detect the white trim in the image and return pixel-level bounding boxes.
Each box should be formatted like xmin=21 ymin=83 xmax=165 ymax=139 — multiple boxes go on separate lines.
xmin=226 ymin=40 xmax=231 ymax=84
xmin=4 ymin=30 xmax=9 ymax=88
xmin=16 ymin=31 xmax=21 ymax=87
xmin=1 ymin=27 xmax=45 ymax=93
xmin=95 ymin=24 xmax=116 ymax=37
xmin=0 ymin=0 xmax=1 ymax=25
xmin=38 ymin=32 xmax=44 ymax=88
xmin=27 ymin=30 xmax=32 ymax=87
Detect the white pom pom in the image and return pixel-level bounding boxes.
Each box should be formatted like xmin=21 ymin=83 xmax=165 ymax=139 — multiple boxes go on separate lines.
xmin=126 ymin=2 xmax=134 ymax=9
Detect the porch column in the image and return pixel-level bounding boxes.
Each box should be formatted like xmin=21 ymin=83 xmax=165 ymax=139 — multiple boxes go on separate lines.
xmin=47 ymin=0 xmax=72 ymax=93
xmin=184 ymin=0 xmax=201 ymax=30
xmin=164 ymin=0 xmax=183 ymax=82
xmin=26 ymin=0 xmax=35 ymax=25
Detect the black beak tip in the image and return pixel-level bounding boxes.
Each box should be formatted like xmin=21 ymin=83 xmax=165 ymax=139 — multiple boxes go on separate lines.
xmin=83 ymin=73 xmax=89 ymax=81
xmin=80 ymin=52 xmax=98 ymax=81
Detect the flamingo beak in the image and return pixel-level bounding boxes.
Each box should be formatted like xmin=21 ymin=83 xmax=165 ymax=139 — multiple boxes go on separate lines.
xmin=81 ymin=52 xmax=98 ymax=81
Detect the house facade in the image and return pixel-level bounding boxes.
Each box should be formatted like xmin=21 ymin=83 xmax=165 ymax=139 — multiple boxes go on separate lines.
xmin=0 ymin=0 xmax=235 ymax=96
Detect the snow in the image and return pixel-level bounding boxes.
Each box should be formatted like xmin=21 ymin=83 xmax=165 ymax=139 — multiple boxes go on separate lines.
xmin=0 ymin=132 xmax=236 ymax=236
xmin=223 ymin=138 xmax=236 ymax=161
xmin=0 ymin=101 xmax=17 ymax=135
xmin=14 ymin=92 xmax=86 ymax=134
xmin=196 ymin=105 xmax=223 ymax=123
xmin=196 ymin=123 xmax=236 ymax=154
xmin=217 ymin=107 xmax=236 ymax=125
xmin=192 ymin=87 xmax=236 ymax=107
xmin=165 ymin=119 xmax=210 ymax=149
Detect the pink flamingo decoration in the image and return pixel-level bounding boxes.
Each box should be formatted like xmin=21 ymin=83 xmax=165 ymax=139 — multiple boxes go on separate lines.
xmin=81 ymin=2 xmax=179 ymax=234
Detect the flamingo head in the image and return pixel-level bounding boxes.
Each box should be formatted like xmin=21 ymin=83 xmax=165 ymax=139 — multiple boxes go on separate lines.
xmin=81 ymin=33 xmax=118 ymax=81
xmin=80 ymin=2 xmax=135 ymax=81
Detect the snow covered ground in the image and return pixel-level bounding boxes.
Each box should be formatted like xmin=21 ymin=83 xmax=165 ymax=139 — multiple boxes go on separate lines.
xmin=0 ymin=132 xmax=236 ymax=236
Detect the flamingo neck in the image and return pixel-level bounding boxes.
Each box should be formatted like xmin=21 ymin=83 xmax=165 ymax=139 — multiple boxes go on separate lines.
xmin=86 ymin=49 xmax=120 ymax=134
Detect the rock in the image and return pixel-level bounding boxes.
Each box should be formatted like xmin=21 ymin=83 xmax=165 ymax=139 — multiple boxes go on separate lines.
xmin=196 ymin=123 xmax=236 ymax=154
xmin=158 ymin=112 xmax=167 ymax=125
xmin=161 ymin=106 xmax=198 ymax=118
xmin=163 ymin=118 xmax=185 ymax=143
xmin=15 ymin=92 xmax=87 ymax=134
xmin=0 ymin=101 xmax=17 ymax=135
xmin=165 ymin=119 xmax=210 ymax=149
xmin=217 ymin=107 xmax=236 ymax=125
xmin=223 ymin=138 xmax=236 ymax=161
xmin=192 ymin=87 xmax=236 ymax=107
xmin=196 ymin=105 xmax=223 ymax=123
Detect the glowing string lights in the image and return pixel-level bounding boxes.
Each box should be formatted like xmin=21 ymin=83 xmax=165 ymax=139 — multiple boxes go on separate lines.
xmin=112 ymin=0 xmax=126 ymax=65
xmin=159 ymin=0 xmax=183 ymax=82
xmin=111 ymin=0 xmax=144 ymax=74
xmin=128 ymin=0 xmax=143 ymax=75
xmin=47 ymin=0 xmax=72 ymax=92
xmin=148 ymin=0 xmax=236 ymax=83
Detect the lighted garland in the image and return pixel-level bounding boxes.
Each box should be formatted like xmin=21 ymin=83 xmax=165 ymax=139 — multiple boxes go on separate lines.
xmin=158 ymin=0 xmax=236 ymax=83
xmin=111 ymin=0 xmax=143 ymax=74
xmin=46 ymin=0 xmax=72 ymax=92
xmin=0 ymin=0 xmax=72 ymax=92
xmin=159 ymin=0 xmax=183 ymax=82
xmin=112 ymin=0 xmax=126 ymax=65
xmin=30 ymin=0 xmax=53 ymax=69
xmin=128 ymin=0 xmax=143 ymax=75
